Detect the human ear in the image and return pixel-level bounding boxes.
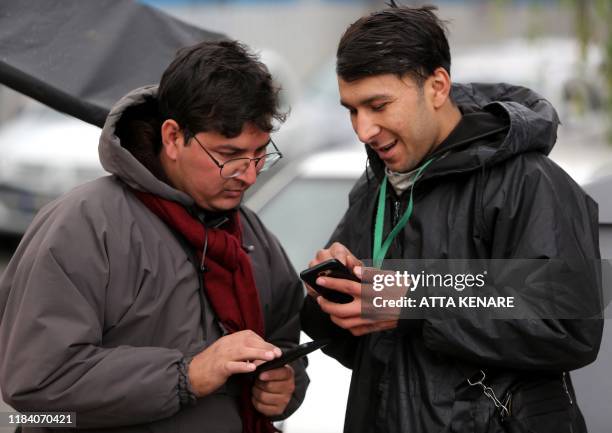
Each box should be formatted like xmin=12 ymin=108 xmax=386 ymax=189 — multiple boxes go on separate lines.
xmin=428 ymin=67 xmax=452 ymax=109
xmin=160 ymin=119 xmax=182 ymax=161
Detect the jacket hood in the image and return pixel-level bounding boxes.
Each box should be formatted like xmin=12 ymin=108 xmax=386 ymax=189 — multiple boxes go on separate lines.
xmin=98 ymin=85 xmax=194 ymax=207
xmin=367 ymin=82 xmax=561 ymax=181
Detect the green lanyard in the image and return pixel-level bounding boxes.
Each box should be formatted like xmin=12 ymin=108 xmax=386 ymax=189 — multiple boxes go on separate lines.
xmin=373 ymin=158 xmax=435 ymax=268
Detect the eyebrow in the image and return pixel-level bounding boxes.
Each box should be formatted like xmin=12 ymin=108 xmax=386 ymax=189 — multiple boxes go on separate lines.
xmin=340 ymin=94 xmax=391 ymax=109
xmin=214 ymin=144 xmax=243 ymax=152
xmin=214 ymin=140 xmax=270 ymax=153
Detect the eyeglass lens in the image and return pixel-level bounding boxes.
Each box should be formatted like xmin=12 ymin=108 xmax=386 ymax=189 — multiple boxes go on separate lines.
xmin=220 ymin=149 xmax=281 ymax=179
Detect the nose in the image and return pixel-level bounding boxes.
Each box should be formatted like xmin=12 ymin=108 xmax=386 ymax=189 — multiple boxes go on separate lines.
xmin=354 ymin=112 xmax=381 ymax=144
xmin=235 ymin=160 xmax=258 ymax=187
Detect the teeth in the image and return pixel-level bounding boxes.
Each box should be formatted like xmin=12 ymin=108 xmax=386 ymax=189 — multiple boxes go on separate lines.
xmin=381 ymin=141 xmax=395 ymax=152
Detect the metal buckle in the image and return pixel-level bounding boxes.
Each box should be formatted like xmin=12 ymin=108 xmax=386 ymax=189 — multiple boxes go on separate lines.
xmin=467 ymin=370 xmax=510 ymax=417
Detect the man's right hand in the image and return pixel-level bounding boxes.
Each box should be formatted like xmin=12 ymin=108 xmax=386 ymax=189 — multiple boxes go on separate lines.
xmin=188 ymin=330 xmax=282 ymax=397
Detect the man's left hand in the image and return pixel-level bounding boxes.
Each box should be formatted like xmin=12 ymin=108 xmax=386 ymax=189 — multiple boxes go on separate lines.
xmin=252 ymin=365 xmax=295 ymax=416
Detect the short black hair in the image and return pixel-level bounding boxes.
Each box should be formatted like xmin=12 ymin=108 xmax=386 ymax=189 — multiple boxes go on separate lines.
xmin=337 ymin=5 xmax=450 ymax=85
xmin=158 ymin=40 xmax=285 ymax=141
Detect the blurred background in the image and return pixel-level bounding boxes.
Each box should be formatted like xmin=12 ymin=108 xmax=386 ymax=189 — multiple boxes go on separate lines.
xmin=1 ymin=0 xmax=611 ymax=432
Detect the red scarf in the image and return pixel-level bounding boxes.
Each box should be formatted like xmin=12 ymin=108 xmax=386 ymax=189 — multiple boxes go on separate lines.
xmin=134 ymin=191 xmax=276 ymax=433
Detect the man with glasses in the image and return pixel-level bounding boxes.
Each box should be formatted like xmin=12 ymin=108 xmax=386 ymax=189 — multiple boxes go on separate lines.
xmin=0 ymin=40 xmax=308 ymax=432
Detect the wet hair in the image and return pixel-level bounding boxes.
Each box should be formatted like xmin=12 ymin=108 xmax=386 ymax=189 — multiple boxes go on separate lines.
xmin=337 ymin=4 xmax=451 ymax=86
xmin=157 ymin=40 xmax=285 ymax=146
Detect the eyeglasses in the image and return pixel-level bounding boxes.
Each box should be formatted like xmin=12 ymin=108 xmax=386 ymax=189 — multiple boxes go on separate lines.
xmin=190 ymin=134 xmax=283 ymax=179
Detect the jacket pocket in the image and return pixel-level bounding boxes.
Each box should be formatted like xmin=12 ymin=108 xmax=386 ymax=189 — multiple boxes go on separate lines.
xmin=504 ymin=377 xmax=583 ymax=433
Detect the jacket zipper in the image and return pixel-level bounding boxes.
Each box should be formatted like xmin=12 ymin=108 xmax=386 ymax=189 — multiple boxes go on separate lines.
xmin=390 ymin=198 xmax=402 ymax=256
xmin=392 ymin=199 xmax=401 ymax=226
xmin=562 ymin=372 xmax=573 ymax=405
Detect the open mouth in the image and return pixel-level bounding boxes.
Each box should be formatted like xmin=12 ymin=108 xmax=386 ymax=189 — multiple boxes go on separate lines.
xmin=375 ymin=140 xmax=397 ymax=157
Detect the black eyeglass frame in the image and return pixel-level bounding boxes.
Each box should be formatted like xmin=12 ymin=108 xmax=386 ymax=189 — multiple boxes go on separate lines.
xmin=188 ymin=132 xmax=283 ymax=179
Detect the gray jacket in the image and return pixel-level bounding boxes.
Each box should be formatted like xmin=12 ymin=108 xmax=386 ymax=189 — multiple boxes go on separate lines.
xmin=0 ymin=86 xmax=308 ymax=432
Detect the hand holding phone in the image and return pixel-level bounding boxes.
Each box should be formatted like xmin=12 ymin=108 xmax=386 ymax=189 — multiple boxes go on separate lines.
xmin=254 ymin=339 xmax=330 ymax=375
xmin=300 ymin=258 xmax=359 ymax=304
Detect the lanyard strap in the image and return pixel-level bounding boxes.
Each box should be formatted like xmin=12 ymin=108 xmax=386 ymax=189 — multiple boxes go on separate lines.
xmin=373 ymin=158 xmax=435 ymax=268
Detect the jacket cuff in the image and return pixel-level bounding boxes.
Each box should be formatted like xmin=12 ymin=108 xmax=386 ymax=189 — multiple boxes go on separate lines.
xmin=177 ymin=358 xmax=197 ymax=407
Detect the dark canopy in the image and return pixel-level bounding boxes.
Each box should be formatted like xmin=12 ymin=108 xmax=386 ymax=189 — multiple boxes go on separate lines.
xmin=0 ymin=0 xmax=225 ymax=127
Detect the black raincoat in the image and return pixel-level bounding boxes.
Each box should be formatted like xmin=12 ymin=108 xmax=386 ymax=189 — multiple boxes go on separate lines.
xmin=301 ymin=83 xmax=603 ymax=433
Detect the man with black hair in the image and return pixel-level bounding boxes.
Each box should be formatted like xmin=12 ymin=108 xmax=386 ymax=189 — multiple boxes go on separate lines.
xmin=301 ymin=4 xmax=602 ymax=433
xmin=0 ymin=40 xmax=308 ymax=432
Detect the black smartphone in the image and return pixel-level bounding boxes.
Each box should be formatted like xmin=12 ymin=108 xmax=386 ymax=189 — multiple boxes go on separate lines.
xmin=300 ymin=258 xmax=359 ymax=304
xmin=254 ymin=339 xmax=331 ymax=375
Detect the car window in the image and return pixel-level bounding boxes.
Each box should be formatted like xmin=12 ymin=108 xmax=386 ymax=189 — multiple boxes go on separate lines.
xmin=258 ymin=177 xmax=355 ymax=269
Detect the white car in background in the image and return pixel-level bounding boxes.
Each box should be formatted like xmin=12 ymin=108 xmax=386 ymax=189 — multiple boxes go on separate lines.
xmin=452 ymin=37 xmax=611 ymax=184
xmin=452 ymin=37 xmax=604 ymax=118
xmin=0 ymin=103 xmax=104 ymax=235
